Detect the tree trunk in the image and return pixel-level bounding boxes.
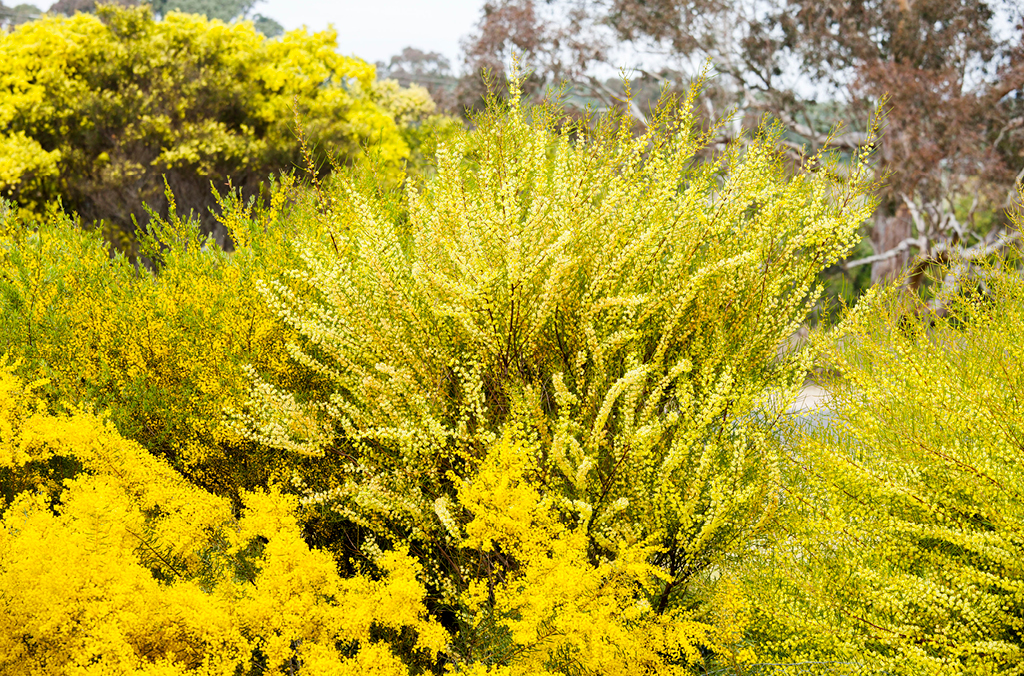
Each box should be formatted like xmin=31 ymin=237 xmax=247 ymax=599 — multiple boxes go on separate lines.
xmin=870 ymin=202 xmax=913 ymax=284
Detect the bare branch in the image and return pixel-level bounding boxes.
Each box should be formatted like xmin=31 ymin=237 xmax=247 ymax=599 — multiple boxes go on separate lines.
xmin=993 ymin=115 xmax=1023 ymax=149
xmin=776 ymin=110 xmax=868 ymax=150
xmin=951 ymin=230 xmax=1022 ymax=261
xmin=900 ymin=193 xmax=928 ymax=238
xmin=844 ymin=237 xmax=923 ymax=270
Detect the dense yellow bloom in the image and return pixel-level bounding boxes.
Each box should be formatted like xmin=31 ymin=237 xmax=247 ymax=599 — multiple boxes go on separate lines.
xmin=0 ymin=363 xmax=445 ymax=674
xmin=455 ymin=429 xmax=753 ymax=674
xmin=0 ymin=5 xmax=436 ymax=228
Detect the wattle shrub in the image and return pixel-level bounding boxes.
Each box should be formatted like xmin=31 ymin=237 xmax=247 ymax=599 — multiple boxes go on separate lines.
xmin=0 ymin=67 xmax=881 ymax=671
xmin=231 ymin=76 xmax=879 ymax=670
xmin=0 ymin=4 xmax=437 ymax=247
xmin=746 ymin=202 xmax=1024 ymax=673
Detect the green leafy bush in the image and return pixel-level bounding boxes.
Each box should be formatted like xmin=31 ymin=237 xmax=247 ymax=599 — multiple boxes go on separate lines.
xmin=0 ymin=175 xmax=348 ymax=502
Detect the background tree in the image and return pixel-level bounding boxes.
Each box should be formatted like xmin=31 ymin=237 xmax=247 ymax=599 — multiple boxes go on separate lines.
xmin=775 ymin=0 xmax=1024 ymax=286
xmin=47 ymin=0 xmax=133 ymax=17
xmin=47 ymin=0 xmax=283 ymax=37
xmin=148 ymin=0 xmax=282 ymax=36
xmin=456 ymin=1 xmax=640 ymax=121
xmin=0 ymin=0 xmax=41 ymax=29
xmin=377 ymin=47 xmax=460 ymax=114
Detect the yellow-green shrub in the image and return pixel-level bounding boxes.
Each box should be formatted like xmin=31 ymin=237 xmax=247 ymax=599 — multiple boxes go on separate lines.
xmin=0 ymin=4 xmax=436 ymax=241
xmin=0 ymin=360 xmax=447 ymax=675
xmin=0 ymin=351 xmax=751 ymax=674
xmin=748 ymin=235 xmax=1024 ymax=671
xmin=0 ymin=176 xmax=338 ymax=497
xmin=232 ymin=76 xmax=878 ymax=668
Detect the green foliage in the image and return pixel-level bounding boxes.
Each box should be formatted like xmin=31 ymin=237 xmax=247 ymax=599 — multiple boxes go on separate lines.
xmin=230 ymin=73 xmax=878 ymax=665
xmin=151 ymin=0 xmax=251 ymax=22
xmin=813 ymin=233 xmax=874 ymax=326
xmin=747 ymin=221 xmax=1024 ymax=671
xmin=0 ymin=4 xmax=435 ymax=247
xmin=247 ymin=12 xmax=282 ymax=37
xmin=0 ymin=1 xmax=39 ymax=27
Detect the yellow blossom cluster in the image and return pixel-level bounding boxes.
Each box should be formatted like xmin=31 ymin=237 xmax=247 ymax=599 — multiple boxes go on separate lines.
xmin=0 ymin=4 xmax=437 ymax=228
xmin=0 ymin=359 xmax=446 ymax=674
xmin=453 ymin=427 xmax=756 ymax=674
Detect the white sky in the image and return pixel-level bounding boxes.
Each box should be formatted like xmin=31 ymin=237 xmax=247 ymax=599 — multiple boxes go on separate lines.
xmin=255 ymin=0 xmax=486 ymax=68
